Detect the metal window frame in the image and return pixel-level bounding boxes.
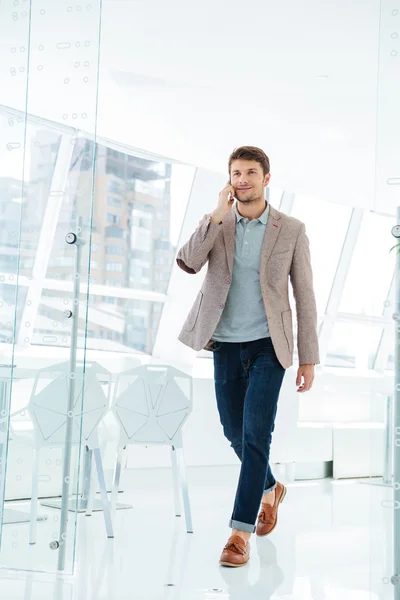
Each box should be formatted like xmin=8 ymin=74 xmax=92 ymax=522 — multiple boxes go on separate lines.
xmin=374 ymin=272 xmax=395 ymax=371
xmin=316 ymin=207 xmax=365 ymax=364
xmin=16 ymin=134 xmax=76 ymax=347
xmin=2 ymin=103 xmax=395 ymax=369
xmin=284 ymin=199 xmax=394 ymax=371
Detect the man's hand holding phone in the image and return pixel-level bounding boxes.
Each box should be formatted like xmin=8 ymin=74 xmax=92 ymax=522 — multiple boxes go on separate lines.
xmin=210 ymin=182 xmax=235 ymax=224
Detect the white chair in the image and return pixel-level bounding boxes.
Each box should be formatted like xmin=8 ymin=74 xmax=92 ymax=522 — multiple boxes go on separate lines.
xmin=11 ymin=360 xmax=112 ymax=543
xmin=111 ymin=364 xmax=193 ymax=533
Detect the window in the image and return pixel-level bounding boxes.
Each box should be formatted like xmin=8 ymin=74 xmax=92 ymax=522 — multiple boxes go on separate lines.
xmin=54 ymin=256 xmax=75 ymax=267
xmin=105 ymin=262 xmax=123 ymax=272
xmin=105 ymin=226 xmax=123 ymax=239
xmin=290 ymin=194 xmax=352 ymax=315
xmin=132 ymin=214 xmax=152 ymax=228
xmin=131 ymin=228 xmax=152 ymax=252
xmin=269 ymin=187 xmax=284 ymax=207
xmin=21 ymin=258 xmax=35 ymax=269
xmin=131 ymin=249 xmax=151 ymax=260
xmin=339 ymin=212 xmax=395 ymax=317
xmin=154 ymin=271 xmax=169 ymax=281
xmin=134 ymin=179 xmax=164 ymax=199
xmin=106 ymin=213 xmax=121 ymax=225
xmin=107 ymin=197 xmax=121 ymax=208
xmin=108 ymin=180 xmax=121 ymax=194
xmin=104 ymin=279 xmax=123 ymax=287
xmin=105 ymin=245 xmax=124 ymax=255
xmin=384 ymin=320 xmax=395 ymax=371
xmin=0 ymin=120 xmax=194 ymax=356
xmin=106 ymin=160 xmax=124 ymax=178
xmin=325 ymin=322 xmax=383 ymax=369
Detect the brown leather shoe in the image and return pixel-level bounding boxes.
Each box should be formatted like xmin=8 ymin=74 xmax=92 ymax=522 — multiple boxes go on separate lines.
xmin=256 ymin=481 xmax=287 ymax=537
xmin=219 ymin=535 xmax=250 ymax=567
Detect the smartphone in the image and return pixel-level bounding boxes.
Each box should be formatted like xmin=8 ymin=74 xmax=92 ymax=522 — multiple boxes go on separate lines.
xmin=229 ymin=177 xmax=236 ymax=202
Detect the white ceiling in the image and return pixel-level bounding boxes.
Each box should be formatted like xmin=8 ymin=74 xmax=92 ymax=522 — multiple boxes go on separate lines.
xmin=1 ymin=0 xmax=399 ymax=213
xmin=99 ymin=0 xmax=387 ymax=211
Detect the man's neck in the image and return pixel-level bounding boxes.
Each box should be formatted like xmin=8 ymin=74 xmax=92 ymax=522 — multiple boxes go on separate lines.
xmin=236 ymin=199 xmax=267 ymax=221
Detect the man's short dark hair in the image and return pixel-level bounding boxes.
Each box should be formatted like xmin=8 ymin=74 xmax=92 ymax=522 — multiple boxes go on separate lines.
xmin=228 ymin=146 xmax=270 ymax=177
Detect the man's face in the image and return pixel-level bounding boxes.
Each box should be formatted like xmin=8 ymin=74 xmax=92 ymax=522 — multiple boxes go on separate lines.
xmin=230 ymin=159 xmax=270 ymax=204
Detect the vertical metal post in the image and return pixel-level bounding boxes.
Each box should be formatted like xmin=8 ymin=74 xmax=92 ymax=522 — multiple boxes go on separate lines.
xmin=81 ymin=445 xmax=93 ymax=510
xmin=0 ymin=377 xmax=10 ymax=550
xmin=85 ymin=450 xmax=97 ymax=517
xmin=383 ymin=395 xmax=393 ymax=486
xmin=29 ymin=448 xmax=40 ymax=545
xmin=391 ymin=210 xmax=400 ymax=597
xmin=57 ymin=223 xmax=85 ymax=571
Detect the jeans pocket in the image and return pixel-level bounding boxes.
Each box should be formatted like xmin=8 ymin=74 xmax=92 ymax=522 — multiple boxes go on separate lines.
xmin=211 ymin=340 xmax=223 ymax=352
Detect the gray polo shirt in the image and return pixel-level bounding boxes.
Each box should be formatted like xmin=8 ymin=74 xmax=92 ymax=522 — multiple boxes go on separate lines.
xmin=212 ymin=200 xmax=271 ymax=343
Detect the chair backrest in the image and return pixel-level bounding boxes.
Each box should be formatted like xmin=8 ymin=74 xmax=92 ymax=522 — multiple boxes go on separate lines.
xmin=28 ymin=361 xmax=110 ymax=448
xmin=111 ymin=364 xmax=193 ymax=446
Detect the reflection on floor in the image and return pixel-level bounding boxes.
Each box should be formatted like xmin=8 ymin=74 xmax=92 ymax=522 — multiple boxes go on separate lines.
xmin=0 ymin=465 xmax=397 ymax=599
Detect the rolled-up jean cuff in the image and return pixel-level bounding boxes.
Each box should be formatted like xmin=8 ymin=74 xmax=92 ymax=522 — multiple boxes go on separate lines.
xmin=264 ymin=481 xmax=277 ymax=495
xmin=229 ymin=519 xmax=256 ymax=534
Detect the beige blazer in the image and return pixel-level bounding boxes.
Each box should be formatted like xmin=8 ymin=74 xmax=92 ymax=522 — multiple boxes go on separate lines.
xmin=176 ymin=204 xmax=320 ymax=369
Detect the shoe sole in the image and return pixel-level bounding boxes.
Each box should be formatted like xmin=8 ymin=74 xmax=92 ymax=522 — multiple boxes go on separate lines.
xmin=256 ymin=484 xmax=287 ymax=537
xmin=219 ymin=559 xmax=249 ymax=568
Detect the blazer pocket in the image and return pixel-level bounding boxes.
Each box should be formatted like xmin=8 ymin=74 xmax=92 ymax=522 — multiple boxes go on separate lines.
xmin=281 ymin=309 xmax=294 ymax=353
xmin=184 ymin=291 xmax=203 ymax=332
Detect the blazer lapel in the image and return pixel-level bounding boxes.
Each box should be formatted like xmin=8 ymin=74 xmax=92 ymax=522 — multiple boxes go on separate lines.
xmin=223 ymin=203 xmax=282 ymax=276
xmin=260 ymin=205 xmax=282 ymax=276
xmin=222 ymin=209 xmax=236 ymax=276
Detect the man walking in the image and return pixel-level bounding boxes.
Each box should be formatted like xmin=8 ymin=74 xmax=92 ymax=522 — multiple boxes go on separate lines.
xmin=176 ymin=146 xmax=320 ymax=567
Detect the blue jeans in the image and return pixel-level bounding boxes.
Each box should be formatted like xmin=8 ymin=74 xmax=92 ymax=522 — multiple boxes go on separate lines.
xmin=212 ymin=336 xmax=286 ymax=533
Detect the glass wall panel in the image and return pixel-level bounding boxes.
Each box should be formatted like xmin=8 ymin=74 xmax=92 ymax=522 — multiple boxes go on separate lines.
xmin=291 ymin=194 xmax=352 ymax=316
xmin=325 ymin=322 xmax=384 ymax=370
xmin=32 ymin=138 xmax=195 ymax=355
xmin=339 ymin=212 xmax=395 ymax=316
xmin=0 ymin=0 xmax=102 ymax=575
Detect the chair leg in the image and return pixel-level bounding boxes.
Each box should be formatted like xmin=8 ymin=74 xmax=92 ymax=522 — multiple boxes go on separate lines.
xmin=29 ymin=448 xmax=40 ymax=545
xmin=93 ymin=447 xmax=114 ymax=539
xmin=165 ymin=517 xmax=180 ymax=589
xmin=85 ymin=448 xmax=96 ymax=516
xmin=24 ymin=573 xmax=33 ymax=600
xmin=174 ymin=446 xmax=193 ymax=533
xmin=111 ymin=445 xmax=124 ymax=522
xmin=171 ymin=446 xmax=182 ymax=517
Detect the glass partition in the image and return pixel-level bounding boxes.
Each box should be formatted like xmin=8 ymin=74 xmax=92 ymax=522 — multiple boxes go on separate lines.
xmin=0 ymin=1 xmax=195 ymax=573
xmin=0 ymin=0 xmax=102 ymax=574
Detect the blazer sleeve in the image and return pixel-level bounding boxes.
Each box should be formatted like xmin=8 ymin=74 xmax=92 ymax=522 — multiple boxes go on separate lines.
xmin=289 ymin=222 xmax=320 ymax=365
xmin=176 ymin=213 xmax=222 ymax=275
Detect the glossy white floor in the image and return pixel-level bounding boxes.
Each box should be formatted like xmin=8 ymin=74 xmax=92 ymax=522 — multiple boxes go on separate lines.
xmin=0 ymin=465 xmax=398 ymax=599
